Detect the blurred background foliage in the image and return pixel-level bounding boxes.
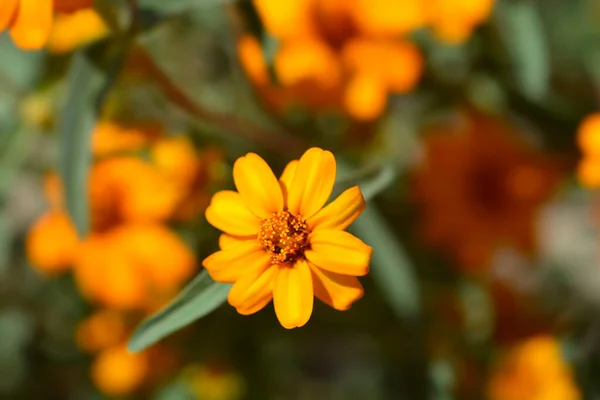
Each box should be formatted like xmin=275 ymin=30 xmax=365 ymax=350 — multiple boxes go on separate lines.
xmin=1 ymin=0 xmax=600 ymax=399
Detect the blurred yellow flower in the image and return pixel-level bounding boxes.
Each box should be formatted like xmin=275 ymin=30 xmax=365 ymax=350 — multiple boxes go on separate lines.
xmin=487 ymin=336 xmax=581 ymax=400
xmin=0 ymin=0 xmax=94 ymax=50
xmin=426 ymin=0 xmax=495 ymax=43
xmin=577 ymin=113 xmax=600 ymax=157
xmin=26 ymin=211 xmax=79 ymax=275
xmin=76 ymin=309 xmax=127 ymax=353
xmin=184 ymin=363 xmax=246 ymax=400
xmin=577 ymin=158 xmax=600 ymax=189
xmin=413 ymin=110 xmax=560 ymax=271
xmin=203 ymin=148 xmax=372 ymax=328
xmin=76 ymin=309 xmax=182 ymax=397
xmin=91 ymin=121 xmax=160 ymax=158
xmin=351 ymin=0 xmax=427 ymax=36
xmin=91 ymin=344 xmax=149 ymax=397
xmin=576 ymin=113 xmax=600 ymax=188
xmin=151 ymin=137 xmax=225 ymax=221
xmin=47 ymin=8 xmax=108 ymax=54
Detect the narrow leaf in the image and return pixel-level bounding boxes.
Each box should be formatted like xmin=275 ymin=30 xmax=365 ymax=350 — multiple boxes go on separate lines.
xmin=138 ymin=0 xmax=231 ymax=16
xmin=494 ymin=1 xmax=549 ymax=100
xmin=351 ymin=204 xmax=420 ymax=319
xmin=57 ymin=52 xmax=102 ymax=237
xmin=57 ymin=40 xmax=130 ymax=237
xmin=128 ymin=270 xmax=231 ymax=352
xmin=334 ymin=162 xmax=396 ymax=201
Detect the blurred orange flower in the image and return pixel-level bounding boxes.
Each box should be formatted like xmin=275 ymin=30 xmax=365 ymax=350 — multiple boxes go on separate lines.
xmin=425 ymin=0 xmax=495 ymax=43
xmin=413 ymin=111 xmax=561 ymax=272
xmin=203 ymin=148 xmax=372 ymax=328
xmin=47 ymin=7 xmax=108 ymax=54
xmin=487 ymin=336 xmax=581 ymax=400
xmin=92 ymin=345 xmax=149 ymax=397
xmin=1 ymin=0 xmax=95 ymax=50
xmin=25 ymin=122 xmax=216 ymax=311
xmin=28 ymin=157 xmax=195 ymax=310
xmin=151 ymin=137 xmax=225 ymax=221
xmin=576 ymin=112 xmax=600 ymax=188
xmin=238 ymin=0 xmax=425 ymax=120
xmin=76 ymin=309 xmax=180 ymax=397
xmin=239 ymin=0 xmax=495 ymax=119
xmin=91 ymin=120 xmax=160 ymax=158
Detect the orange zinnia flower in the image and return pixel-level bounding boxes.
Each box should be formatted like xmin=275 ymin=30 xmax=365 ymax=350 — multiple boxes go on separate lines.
xmin=27 ymin=156 xmax=196 ymax=310
xmin=487 ymin=336 xmax=581 ymax=400
xmin=576 ymin=112 xmax=600 ymax=188
xmin=1 ymin=0 xmax=93 ymax=50
xmin=238 ymin=0 xmax=425 ymax=120
xmin=203 ymin=148 xmax=372 ymax=328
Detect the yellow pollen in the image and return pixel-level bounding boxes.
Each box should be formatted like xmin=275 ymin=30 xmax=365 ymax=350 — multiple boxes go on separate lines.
xmin=258 ymin=211 xmax=310 ymax=264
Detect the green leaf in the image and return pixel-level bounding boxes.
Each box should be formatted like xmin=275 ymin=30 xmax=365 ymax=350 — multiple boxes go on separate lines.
xmin=0 ymin=34 xmax=44 ymax=131
xmin=57 ymin=52 xmax=101 ymax=237
xmin=334 ymin=162 xmax=397 ymax=201
xmin=137 ymin=0 xmax=227 ymax=16
xmin=493 ymin=1 xmax=549 ymax=101
xmin=128 ymin=270 xmax=231 ymax=352
xmin=351 ymin=204 xmax=420 ymax=319
xmin=57 ymin=39 xmax=131 ymax=237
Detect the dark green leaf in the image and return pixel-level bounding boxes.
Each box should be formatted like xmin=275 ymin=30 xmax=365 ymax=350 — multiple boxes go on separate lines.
xmin=128 ymin=270 xmax=231 ymax=352
xmin=494 ymin=1 xmax=549 ymax=100
xmin=57 ymin=39 xmax=130 ymax=237
xmin=137 ymin=0 xmax=228 ymax=16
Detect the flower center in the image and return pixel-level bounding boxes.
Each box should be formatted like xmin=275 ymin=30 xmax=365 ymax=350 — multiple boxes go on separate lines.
xmin=258 ymin=211 xmax=310 ymax=264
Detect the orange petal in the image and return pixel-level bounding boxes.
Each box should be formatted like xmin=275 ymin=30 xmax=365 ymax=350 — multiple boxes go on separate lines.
xmin=47 ymin=8 xmax=109 ymax=54
xmin=236 ymin=291 xmax=273 ymax=315
xmin=0 ymin=0 xmax=19 ymax=31
xmin=90 ymin=157 xmax=180 ymax=226
xmin=74 ymin=235 xmax=147 ymax=309
xmin=279 ymin=159 xmax=298 ymax=196
xmin=237 ymin=35 xmax=269 ymax=84
xmin=287 ymin=148 xmax=336 ymax=219
xmin=75 ymin=310 xmax=126 ymax=353
xmin=273 ymin=260 xmax=313 ymax=329
xmin=203 ymin=241 xmax=271 ymax=283
xmin=9 ymin=0 xmax=53 ymax=50
xmin=343 ymin=72 xmax=387 ymax=121
xmin=218 ymin=233 xmax=255 ymax=250
xmin=577 ymin=113 xmax=600 ymax=157
xmin=205 ymin=190 xmax=261 ymax=236
xmin=280 ymin=160 xmax=298 ymax=209
xmin=26 ymin=211 xmax=79 ymax=275
xmin=227 ymin=265 xmax=277 ymax=311
xmin=252 ymin=0 xmax=315 ymax=39
xmin=233 ymin=152 xmax=283 ymax=219
xmin=305 ymin=230 xmax=372 ymax=276
xmin=275 ymin=39 xmax=342 ymax=88
xmin=351 ymin=0 xmax=426 ymax=36
xmin=309 ymin=263 xmax=364 ymax=310
xmin=307 ymin=186 xmax=366 ymax=231
xmin=112 ymin=224 xmax=196 ymax=290
xmin=91 ymin=345 xmax=148 ymax=397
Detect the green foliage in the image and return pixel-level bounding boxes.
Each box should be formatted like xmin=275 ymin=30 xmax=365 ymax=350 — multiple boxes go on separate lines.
xmin=493 ymin=1 xmax=550 ymax=100
xmin=128 ymin=271 xmax=232 ymax=352
xmin=56 ymin=39 xmax=131 ymax=237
